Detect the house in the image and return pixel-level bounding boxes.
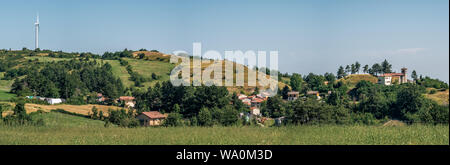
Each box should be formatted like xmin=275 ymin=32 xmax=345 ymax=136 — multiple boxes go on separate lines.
xmin=378 ymin=68 xmax=408 ymax=85
xmin=241 ymin=98 xmax=251 ymax=106
xmin=251 ymin=98 xmax=264 ymax=108
xmin=306 ymin=91 xmax=321 ymax=100
xmin=250 ymin=107 xmax=261 ymax=116
xmin=96 ymin=93 xmax=107 ymax=102
xmin=237 ymin=94 xmax=248 ymax=100
xmin=119 ymin=96 xmax=136 ymax=108
xmin=287 ymin=91 xmax=299 ymax=101
xmin=136 ymin=111 xmax=168 ymax=126
xmin=46 ymin=98 xmax=63 ymax=105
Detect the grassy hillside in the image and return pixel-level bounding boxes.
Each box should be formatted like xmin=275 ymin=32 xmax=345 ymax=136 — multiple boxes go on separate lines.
xmin=338 ymin=74 xmax=378 ymax=87
xmin=0 ymin=111 xmax=447 ymax=145
xmin=0 ymin=90 xmax=15 ymax=101
xmin=425 ymin=88 xmax=449 ymax=105
xmin=125 ymin=58 xmax=175 ymax=87
xmin=2 ymin=51 xmax=287 ymax=95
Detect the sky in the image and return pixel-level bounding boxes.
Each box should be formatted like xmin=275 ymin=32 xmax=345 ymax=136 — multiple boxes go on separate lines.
xmin=0 ymin=0 xmax=448 ymax=82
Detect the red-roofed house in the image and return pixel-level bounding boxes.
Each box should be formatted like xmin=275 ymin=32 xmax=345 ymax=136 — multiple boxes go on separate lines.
xmin=136 ymin=111 xmax=168 ymax=126
xmin=378 ymin=68 xmax=408 ymax=85
xmin=119 ymin=96 xmax=136 ymax=108
xmin=251 ymin=98 xmax=264 ymax=108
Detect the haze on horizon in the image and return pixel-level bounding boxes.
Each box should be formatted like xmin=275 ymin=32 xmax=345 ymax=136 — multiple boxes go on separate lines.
xmin=0 ymin=0 xmax=448 ymax=82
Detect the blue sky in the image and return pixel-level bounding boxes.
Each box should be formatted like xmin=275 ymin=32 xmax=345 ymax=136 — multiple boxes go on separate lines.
xmin=0 ymin=0 xmax=448 ymax=82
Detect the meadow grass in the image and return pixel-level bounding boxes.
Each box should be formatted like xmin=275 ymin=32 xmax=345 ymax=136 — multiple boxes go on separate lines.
xmin=0 ymin=112 xmax=448 ymax=145
xmin=0 ymin=90 xmax=15 ymax=101
xmin=125 ymin=58 xmax=175 ymax=87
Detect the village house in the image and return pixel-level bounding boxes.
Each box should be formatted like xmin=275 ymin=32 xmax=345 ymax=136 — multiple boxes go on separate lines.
xmin=136 ymin=111 xmax=168 ymax=126
xmin=378 ymin=68 xmax=408 ymax=85
xmin=119 ymin=96 xmax=136 ymax=108
xmin=96 ymin=93 xmax=107 ymax=102
xmin=237 ymin=94 xmax=248 ymax=100
xmin=287 ymin=91 xmax=299 ymax=101
xmin=251 ymin=98 xmax=264 ymax=108
xmin=306 ymin=91 xmax=321 ymax=100
xmin=250 ymin=107 xmax=261 ymax=117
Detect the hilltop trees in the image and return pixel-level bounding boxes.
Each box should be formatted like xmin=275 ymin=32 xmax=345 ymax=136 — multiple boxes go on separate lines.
xmin=337 ymin=66 xmax=346 ymax=79
xmin=363 ymin=65 xmax=369 ymax=74
xmin=290 ymin=73 xmax=303 ymax=92
xmin=10 ymin=60 xmax=125 ymax=101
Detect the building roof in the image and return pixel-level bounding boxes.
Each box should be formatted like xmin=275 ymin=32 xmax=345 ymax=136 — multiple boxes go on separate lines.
xmin=141 ymin=111 xmax=167 ymax=119
xmin=378 ymin=73 xmax=405 ymax=77
xmin=251 ymin=98 xmax=265 ymax=103
xmin=306 ymin=91 xmax=319 ymax=95
xmin=119 ymin=96 xmax=135 ymax=101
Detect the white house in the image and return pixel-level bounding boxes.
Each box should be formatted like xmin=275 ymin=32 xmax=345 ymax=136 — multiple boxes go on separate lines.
xmin=46 ymin=98 xmax=63 ymax=105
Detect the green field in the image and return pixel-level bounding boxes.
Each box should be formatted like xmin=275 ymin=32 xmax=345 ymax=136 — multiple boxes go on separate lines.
xmin=22 ymin=56 xmax=175 ymax=89
xmin=0 ymin=112 xmax=448 ymax=145
xmin=0 ymin=90 xmax=15 ymax=101
xmin=125 ymin=58 xmax=175 ymax=87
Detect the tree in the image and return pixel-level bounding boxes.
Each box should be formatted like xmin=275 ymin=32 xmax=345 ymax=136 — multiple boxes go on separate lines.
xmin=355 ymin=62 xmax=361 ymax=74
xmin=324 ymin=72 xmax=336 ymax=84
xmin=91 ymin=106 xmax=98 ymax=119
xmin=290 ymin=73 xmax=303 ymax=92
xmin=395 ymin=84 xmax=428 ymax=121
xmin=411 ymin=70 xmax=418 ymax=81
xmin=363 ymin=65 xmax=369 ymax=74
xmin=198 ymin=107 xmax=213 ymax=126
xmin=138 ymin=53 xmax=146 ymax=59
xmin=345 ymin=65 xmax=351 ymax=74
xmin=173 ymin=104 xmax=181 ymax=113
xmin=262 ymin=96 xmax=286 ymax=118
xmin=351 ymin=64 xmax=356 ymax=74
xmin=337 ymin=66 xmax=346 ymax=79
xmin=381 ymin=59 xmax=392 ymax=74
xmin=151 ymin=73 xmax=158 ymax=80
xmin=164 ymin=113 xmax=183 ymax=127
xmin=370 ymin=63 xmax=382 ymax=76
xmin=281 ymin=85 xmax=291 ymax=99
xmin=220 ymin=106 xmax=239 ymax=126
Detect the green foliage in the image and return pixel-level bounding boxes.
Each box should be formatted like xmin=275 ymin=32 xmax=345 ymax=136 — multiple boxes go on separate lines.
xmin=164 ymin=113 xmax=183 ymax=127
xmin=350 ymin=113 xmax=379 ymax=125
xmin=107 ymin=109 xmax=139 ymax=128
xmin=261 ymin=96 xmax=286 ymax=118
xmin=90 ymin=106 xmax=98 ymax=119
xmin=290 ymin=73 xmax=303 ymax=92
xmin=286 ymin=98 xmax=351 ymax=125
xmin=198 ymin=107 xmax=213 ymax=126
xmin=10 ymin=60 xmax=124 ymax=100
xmin=417 ymin=76 xmax=448 ymax=89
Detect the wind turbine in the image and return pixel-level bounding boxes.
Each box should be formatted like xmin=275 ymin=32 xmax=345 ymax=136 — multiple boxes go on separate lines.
xmin=35 ymin=13 xmax=39 ymax=50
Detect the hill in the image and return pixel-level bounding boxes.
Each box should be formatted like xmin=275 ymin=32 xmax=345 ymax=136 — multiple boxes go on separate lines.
xmin=1 ymin=50 xmax=286 ymax=96
xmin=338 ymin=74 xmax=378 ymax=87
xmin=425 ymin=88 xmax=449 ymax=105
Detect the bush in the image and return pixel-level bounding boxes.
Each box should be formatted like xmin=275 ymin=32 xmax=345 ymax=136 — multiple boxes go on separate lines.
xmin=164 ymin=113 xmax=183 ymax=127
xmin=351 ymin=113 xmax=379 ymax=125
xmin=429 ymin=89 xmax=437 ymax=94
xmin=198 ymin=107 xmax=213 ymax=126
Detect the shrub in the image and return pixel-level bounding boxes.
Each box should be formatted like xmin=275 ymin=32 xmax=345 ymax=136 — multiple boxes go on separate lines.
xmin=198 ymin=107 xmax=213 ymax=126
xmin=164 ymin=113 xmax=183 ymax=127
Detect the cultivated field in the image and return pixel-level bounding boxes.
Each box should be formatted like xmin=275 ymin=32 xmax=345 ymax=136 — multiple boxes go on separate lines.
xmin=1 ymin=103 xmax=123 ymax=117
xmin=0 ymin=112 xmax=448 ymax=145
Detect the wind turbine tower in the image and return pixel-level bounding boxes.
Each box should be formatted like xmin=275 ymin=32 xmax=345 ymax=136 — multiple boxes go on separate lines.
xmin=34 ymin=13 xmax=39 ymax=50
